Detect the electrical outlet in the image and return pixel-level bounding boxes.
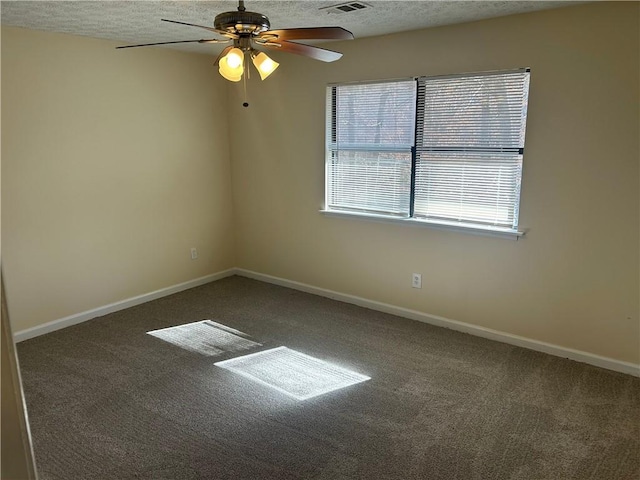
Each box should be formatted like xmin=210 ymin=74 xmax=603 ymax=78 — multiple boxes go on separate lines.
xmin=190 ymin=247 xmax=198 ymax=260
xmin=412 ymin=273 xmax=422 ymax=289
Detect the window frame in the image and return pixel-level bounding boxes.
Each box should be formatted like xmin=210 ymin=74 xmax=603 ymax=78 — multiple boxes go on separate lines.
xmin=322 ymin=69 xmax=530 ymax=240
xmin=324 ymin=78 xmax=417 ymax=218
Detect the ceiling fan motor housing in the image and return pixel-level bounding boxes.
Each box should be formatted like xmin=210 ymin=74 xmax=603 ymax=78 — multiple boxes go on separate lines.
xmin=214 ymin=11 xmax=270 ymax=35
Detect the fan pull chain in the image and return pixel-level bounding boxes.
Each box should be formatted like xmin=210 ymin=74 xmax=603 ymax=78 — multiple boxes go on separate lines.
xmin=242 ymin=54 xmax=249 ymax=107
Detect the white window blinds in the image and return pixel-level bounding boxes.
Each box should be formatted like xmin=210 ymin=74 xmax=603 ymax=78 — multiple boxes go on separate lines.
xmin=325 ymin=69 xmax=530 ymax=234
xmin=414 ymin=70 xmax=530 ymax=229
xmin=326 ymin=80 xmax=417 ymax=217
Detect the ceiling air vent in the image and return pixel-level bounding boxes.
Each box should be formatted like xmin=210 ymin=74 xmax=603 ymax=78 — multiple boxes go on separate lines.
xmin=320 ymin=2 xmax=371 ymax=14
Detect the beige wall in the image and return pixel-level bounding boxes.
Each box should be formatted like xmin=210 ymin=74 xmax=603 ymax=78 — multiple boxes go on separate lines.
xmin=1 ymin=27 xmax=236 ymax=332
xmin=229 ymin=2 xmax=640 ymax=364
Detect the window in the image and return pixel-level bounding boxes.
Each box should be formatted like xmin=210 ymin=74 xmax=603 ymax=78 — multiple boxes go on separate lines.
xmin=325 ymin=69 xmax=530 ymax=236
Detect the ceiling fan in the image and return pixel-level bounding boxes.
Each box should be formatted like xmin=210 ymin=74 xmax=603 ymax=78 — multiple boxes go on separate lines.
xmin=117 ymin=0 xmax=354 ymax=84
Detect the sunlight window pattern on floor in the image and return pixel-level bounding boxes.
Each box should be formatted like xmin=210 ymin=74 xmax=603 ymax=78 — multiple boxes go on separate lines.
xmin=215 ymin=346 xmax=370 ymax=400
xmin=147 ymin=320 xmax=261 ymax=357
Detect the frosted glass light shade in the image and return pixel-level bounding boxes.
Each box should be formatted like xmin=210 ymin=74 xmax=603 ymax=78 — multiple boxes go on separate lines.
xmin=225 ymin=48 xmax=244 ymax=68
xmin=252 ymin=52 xmax=279 ymax=80
xmin=219 ymin=65 xmax=242 ymax=82
xmin=219 ymin=48 xmax=244 ymax=82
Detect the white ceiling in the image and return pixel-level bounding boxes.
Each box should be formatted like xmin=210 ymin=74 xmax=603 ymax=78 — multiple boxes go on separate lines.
xmin=1 ymin=1 xmax=584 ymax=55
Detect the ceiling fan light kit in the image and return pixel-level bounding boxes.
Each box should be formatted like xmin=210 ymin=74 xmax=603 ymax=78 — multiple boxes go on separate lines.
xmin=117 ymin=0 xmax=354 ymax=87
xmin=252 ymin=52 xmax=280 ymax=80
xmin=218 ymin=47 xmax=244 ymax=82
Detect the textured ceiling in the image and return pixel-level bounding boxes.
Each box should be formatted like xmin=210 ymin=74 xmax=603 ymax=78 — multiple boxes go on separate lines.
xmin=1 ymin=1 xmax=583 ymax=55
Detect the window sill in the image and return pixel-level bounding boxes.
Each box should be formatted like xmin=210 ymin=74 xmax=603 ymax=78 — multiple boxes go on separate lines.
xmin=319 ymin=209 xmax=526 ymax=240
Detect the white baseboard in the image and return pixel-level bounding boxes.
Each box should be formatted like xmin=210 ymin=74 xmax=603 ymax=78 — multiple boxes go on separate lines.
xmin=235 ymin=268 xmax=640 ymax=377
xmin=14 ymin=266 xmax=639 ymax=377
xmin=13 ymin=269 xmax=236 ymax=343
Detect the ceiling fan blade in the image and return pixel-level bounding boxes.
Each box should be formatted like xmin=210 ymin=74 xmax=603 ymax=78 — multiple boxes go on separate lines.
xmin=116 ymin=39 xmax=227 ymax=49
xmin=261 ymin=40 xmax=343 ymax=62
xmin=259 ymin=27 xmax=354 ymax=41
xmin=214 ymin=46 xmax=233 ymax=66
xmin=161 ymin=19 xmax=238 ymax=39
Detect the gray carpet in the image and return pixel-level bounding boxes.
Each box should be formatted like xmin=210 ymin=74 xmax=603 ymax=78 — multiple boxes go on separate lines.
xmin=17 ymin=276 xmax=640 ymax=479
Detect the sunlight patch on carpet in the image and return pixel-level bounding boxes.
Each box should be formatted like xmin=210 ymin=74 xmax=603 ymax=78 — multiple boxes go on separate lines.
xmin=214 ymin=346 xmax=370 ymax=400
xmin=147 ymin=320 xmax=261 ymax=357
